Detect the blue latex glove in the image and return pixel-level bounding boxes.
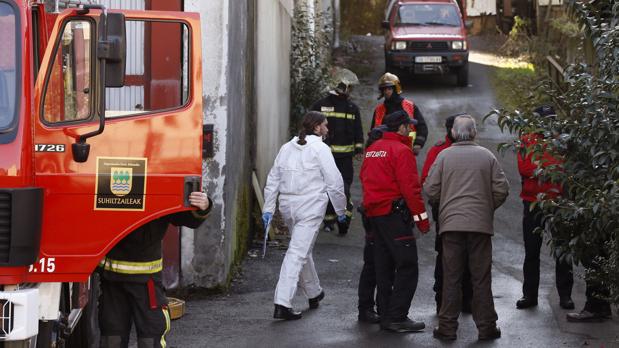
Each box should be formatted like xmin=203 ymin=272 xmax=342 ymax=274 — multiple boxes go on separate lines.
xmin=337 ymin=215 xmax=347 ymax=224
xmin=262 ymin=212 xmax=273 ymax=229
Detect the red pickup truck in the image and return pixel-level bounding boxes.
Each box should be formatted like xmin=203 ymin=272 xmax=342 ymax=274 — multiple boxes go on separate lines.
xmin=383 ymin=0 xmax=470 ymax=86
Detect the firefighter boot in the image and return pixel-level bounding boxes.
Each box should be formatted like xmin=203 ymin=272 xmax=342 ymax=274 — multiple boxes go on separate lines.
xmin=337 ymin=219 xmax=349 ymax=236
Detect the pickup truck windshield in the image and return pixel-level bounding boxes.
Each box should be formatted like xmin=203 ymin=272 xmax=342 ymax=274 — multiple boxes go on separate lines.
xmin=397 ymin=4 xmax=462 ymax=27
xmin=0 ymin=2 xmax=18 ymax=132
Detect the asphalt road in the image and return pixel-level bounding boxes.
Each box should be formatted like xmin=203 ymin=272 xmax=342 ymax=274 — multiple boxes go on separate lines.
xmin=165 ymin=36 xmax=619 ymax=348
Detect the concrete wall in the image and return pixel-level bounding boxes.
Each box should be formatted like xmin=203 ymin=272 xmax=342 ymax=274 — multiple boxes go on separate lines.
xmin=182 ymin=0 xmax=231 ymax=287
xmin=255 ymin=0 xmax=293 ymax=187
xmin=223 ymin=0 xmax=255 ymax=280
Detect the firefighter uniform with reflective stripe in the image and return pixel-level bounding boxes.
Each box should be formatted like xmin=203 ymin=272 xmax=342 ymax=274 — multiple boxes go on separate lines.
xmin=99 ymin=203 xmax=211 ymax=348
xmin=371 ymin=95 xmax=428 ymax=150
xmin=311 ymin=93 xmax=363 ymax=233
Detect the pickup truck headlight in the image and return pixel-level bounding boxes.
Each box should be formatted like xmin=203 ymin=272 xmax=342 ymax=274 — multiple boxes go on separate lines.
xmin=451 ymin=40 xmax=466 ymax=50
xmin=392 ymin=41 xmax=407 ymax=50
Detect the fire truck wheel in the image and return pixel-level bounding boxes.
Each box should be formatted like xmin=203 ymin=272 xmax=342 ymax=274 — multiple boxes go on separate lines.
xmin=66 ymin=273 xmax=101 ymax=348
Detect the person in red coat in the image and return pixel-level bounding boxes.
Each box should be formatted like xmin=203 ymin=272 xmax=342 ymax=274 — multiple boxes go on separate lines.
xmin=515 ymin=106 xmax=575 ymax=311
xmin=421 ymin=115 xmax=472 ymax=314
xmin=360 ymin=110 xmax=430 ymax=333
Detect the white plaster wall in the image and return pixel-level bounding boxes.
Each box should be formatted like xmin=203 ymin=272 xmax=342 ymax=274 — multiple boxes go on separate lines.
xmin=280 ymin=0 xmax=294 ymax=17
xmin=538 ymin=0 xmax=564 ymax=6
xmin=182 ymin=0 xmax=229 ymax=286
xmin=255 ymin=0 xmax=293 ymax=187
xmin=467 ymin=0 xmax=496 ymax=16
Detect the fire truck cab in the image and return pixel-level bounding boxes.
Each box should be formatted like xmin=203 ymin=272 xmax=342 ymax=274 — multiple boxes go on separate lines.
xmin=0 ymin=0 xmax=203 ymax=346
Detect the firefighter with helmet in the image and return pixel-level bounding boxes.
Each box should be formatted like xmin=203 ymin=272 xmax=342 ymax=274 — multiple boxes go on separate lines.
xmin=371 ymin=73 xmax=428 ymax=155
xmin=310 ymin=77 xmax=364 ymax=235
xmin=98 ymin=191 xmax=213 ymax=348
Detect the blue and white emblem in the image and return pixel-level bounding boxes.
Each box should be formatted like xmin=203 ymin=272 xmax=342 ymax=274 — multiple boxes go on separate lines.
xmin=110 ymin=167 xmax=133 ymax=197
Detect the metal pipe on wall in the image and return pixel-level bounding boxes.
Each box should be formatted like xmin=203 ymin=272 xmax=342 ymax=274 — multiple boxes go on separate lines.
xmin=334 ymin=0 xmax=340 ymax=48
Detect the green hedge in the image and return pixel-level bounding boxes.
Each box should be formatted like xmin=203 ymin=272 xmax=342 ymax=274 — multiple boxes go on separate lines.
xmin=488 ymin=1 xmax=619 ymax=304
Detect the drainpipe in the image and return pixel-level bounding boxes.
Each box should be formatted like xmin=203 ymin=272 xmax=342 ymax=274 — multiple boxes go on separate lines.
xmin=307 ymin=0 xmax=315 ymax=34
xmin=304 ymin=0 xmax=316 ymax=67
xmin=334 ymin=0 xmax=340 ymax=48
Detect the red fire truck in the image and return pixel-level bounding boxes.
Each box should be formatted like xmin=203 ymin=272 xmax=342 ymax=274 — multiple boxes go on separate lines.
xmin=0 ymin=0 xmax=203 ymax=346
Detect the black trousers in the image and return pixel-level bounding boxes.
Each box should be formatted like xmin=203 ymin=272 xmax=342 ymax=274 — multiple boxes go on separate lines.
xmin=357 ymin=212 xmax=388 ymax=313
xmin=522 ymin=201 xmax=574 ymax=299
xmin=325 ymin=156 xmax=354 ymax=228
xmin=432 ymin=203 xmax=472 ymax=310
xmin=358 ymin=238 xmax=378 ymax=311
xmin=99 ymin=277 xmax=170 ymax=348
xmin=369 ymin=213 xmax=418 ymax=323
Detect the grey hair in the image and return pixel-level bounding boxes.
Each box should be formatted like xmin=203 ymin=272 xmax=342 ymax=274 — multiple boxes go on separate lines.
xmin=451 ymin=115 xmax=477 ymax=141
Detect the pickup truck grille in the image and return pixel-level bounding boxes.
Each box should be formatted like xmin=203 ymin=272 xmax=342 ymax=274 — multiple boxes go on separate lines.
xmin=409 ymin=41 xmax=449 ymax=51
xmin=0 ymin=193 xmax=10 ymax=263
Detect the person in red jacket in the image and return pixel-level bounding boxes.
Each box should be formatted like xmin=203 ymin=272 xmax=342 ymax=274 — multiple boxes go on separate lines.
xmin=421 ymin=115 xmax=472 ymax=314
xmin=420 ymin=116 xmax=454 ymax=184
xmin=516 ymin=106 xmax=574 ymax=311
xmin=360 ymin=110 xmax=430 ymax=333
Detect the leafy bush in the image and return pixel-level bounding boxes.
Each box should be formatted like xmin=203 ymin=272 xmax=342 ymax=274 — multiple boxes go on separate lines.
xmin=290 ymin=4 xmax=333 ymax=133
xmin=549 ymin=14 xmax=582 ymax=39
xmin=500 ymin=16 xmax=532 ymax=57
xmin=488 ymin=1 xmax=619 ymax=304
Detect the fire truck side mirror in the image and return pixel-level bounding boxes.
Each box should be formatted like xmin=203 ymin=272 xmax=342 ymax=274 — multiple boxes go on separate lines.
xmin=72 ymin=142 xmax=90 ymax=163
xmin=99 ymin=13 xmax=126 ymax=88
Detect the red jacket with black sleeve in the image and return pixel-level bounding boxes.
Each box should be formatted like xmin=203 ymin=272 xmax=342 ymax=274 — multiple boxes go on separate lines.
xmin=360 ymin=132 xmax=428 ymax=222
xmin=518 ymin=133 xmax=563 ymax=202
xmin=421 ymin=136 xmax=453 ymax=185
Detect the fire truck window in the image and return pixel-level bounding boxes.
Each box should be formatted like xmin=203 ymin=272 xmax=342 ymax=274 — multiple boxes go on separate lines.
xmin=105 ymin=21 xmax=190 ymax=118
xmin=0 ymin=2 xmax=17 ymax=131
xmin=43 ymin=20 xmax=93 ymax=123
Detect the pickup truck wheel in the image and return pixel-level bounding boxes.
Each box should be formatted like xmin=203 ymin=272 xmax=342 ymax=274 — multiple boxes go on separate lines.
xmin=456 ymin=64 xmax=469 ymax=87
xmin=66 ymin=273 xmax=101 ymax=348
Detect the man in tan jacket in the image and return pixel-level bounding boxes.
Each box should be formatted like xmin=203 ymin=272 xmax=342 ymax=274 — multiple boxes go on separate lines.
xmin=423 ymin=115 xmax=509 ymax=341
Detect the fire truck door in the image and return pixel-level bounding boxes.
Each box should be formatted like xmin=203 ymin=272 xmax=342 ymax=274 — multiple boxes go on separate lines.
xmin=31 ymin=9 xmax=203 ymax=278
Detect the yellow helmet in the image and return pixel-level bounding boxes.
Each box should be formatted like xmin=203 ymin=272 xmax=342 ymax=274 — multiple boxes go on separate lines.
xmin=378 ymin=73 xmax=402 ymax=95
